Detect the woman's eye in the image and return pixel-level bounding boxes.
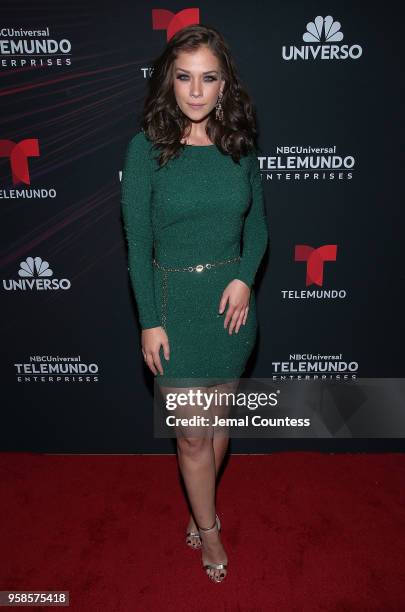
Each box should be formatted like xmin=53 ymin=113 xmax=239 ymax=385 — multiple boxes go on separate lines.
xmin=176 ymin=75 xmax=217 ymax=82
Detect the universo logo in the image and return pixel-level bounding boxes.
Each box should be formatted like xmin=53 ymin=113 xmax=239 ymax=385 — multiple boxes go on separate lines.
xmin=282 ymin=15 xmax=363 ymax=61
xmin=3 ymin=256 xmax=71 ymax=291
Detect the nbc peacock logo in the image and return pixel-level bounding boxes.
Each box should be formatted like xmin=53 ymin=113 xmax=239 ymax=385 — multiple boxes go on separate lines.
xmin=19 ymin=256 xmax=53 ymax=278
xmin=3 ymin=256 xmax=71 ymax=291
xmin=282 ymin=15 xmax=363 ymax=61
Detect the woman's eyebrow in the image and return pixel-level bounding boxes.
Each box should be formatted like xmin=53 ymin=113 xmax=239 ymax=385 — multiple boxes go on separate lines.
xmin=175 ymin=67 xmax=219 ymax=74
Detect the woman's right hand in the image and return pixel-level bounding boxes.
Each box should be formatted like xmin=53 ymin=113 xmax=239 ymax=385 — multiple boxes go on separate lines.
xmin=141 ymin=326 xmax=170 ymax=375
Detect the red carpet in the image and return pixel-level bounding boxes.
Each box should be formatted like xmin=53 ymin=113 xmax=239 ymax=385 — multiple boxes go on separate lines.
xmin=0 ymin=452 xmax=404 ymax=611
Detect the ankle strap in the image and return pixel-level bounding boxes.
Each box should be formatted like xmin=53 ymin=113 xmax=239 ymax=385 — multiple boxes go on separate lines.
xmin=198 ymin=516 xmax=217 ymax=532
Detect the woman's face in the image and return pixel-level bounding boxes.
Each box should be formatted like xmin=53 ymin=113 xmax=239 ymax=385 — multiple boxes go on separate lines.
xmin=173 ymin=45 xmax=225 ymax=122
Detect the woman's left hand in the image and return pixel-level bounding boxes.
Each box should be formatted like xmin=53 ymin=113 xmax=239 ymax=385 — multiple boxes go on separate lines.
xmin=218 ymin=279 xmax=251 ymax=334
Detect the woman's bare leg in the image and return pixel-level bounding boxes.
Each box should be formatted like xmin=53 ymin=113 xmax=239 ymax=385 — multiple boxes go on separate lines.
xmin=159 ymin=382 xmax=228 ymax=580
xmin=177 ymin=433 xmax=228 ymax=581
xmin=182 ymin=380 xmax=239 ymax=579
xmin=187 ymin=379 xmax=239 ymax=535
xmin=195 ymin=380 xmax=238 ymax=580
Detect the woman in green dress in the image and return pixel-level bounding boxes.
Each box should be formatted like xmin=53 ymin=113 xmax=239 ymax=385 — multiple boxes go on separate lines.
xmin=121 ymin=24 xmax=268 ymax=583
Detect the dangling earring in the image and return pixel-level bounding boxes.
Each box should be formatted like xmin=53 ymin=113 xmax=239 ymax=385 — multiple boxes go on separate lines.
xmin=215 ymin=91 xmax=224 ymax=122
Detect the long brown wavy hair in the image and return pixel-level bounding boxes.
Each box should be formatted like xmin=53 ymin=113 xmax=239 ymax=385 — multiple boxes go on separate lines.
xmin=140 ymin=24 xmax=259 ymax=168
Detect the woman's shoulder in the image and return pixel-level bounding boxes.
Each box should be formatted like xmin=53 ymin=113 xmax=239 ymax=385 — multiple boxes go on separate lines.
xmin=247 ymin=146 xmax=260 ymax=172
xmin=123 ymin=130 xmax=159 ymax=170
xmin=236 ymin=146 xmax=259 ymax=175
xmin=126 ymin=129 xmax=151 ymax=153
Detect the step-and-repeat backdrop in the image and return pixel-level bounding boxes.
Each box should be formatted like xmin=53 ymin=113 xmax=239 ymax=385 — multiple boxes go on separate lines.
xmin=2 ymin=2 xmax=404 ymax=452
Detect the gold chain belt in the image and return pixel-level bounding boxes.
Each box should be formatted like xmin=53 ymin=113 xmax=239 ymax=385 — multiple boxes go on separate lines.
xmin=152 ymin=256 xmax=241 ymax=329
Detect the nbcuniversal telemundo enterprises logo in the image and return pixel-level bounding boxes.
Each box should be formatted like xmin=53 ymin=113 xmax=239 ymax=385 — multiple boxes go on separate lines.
xmin=282 ymin=15 xmax=363 ymax=61
xmin=272 ymin=353 xmax=359 ymax=380
xmin=3 ymin=257 xmax=71 ymax=292
xmin=15 ymin=355 xmax=99 ymax=383
xmin=0 ymin=26 xmax=72 ymax=69
xmin=259 ymin=144 xmax=355 ymax=182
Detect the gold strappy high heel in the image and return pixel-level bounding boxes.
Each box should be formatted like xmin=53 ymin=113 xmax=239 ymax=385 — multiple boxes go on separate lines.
xmin=186 ymin=513 xmax=221 ymax=550
xmin=198 ymin=515 xmax=228 ymax=583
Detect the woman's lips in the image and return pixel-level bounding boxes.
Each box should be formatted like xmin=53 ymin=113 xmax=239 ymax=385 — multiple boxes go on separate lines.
xmin=188 ymin=103 xmax=205 ymax=108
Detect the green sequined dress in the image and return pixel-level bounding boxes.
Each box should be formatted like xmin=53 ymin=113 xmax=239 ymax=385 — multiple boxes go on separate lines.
xmin=121 ymin=131 xmax=268 ymax=387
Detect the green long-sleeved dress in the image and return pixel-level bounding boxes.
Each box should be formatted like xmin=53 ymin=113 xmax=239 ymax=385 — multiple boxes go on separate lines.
xmin=121 ymin=130 xmax=268 ymax=387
